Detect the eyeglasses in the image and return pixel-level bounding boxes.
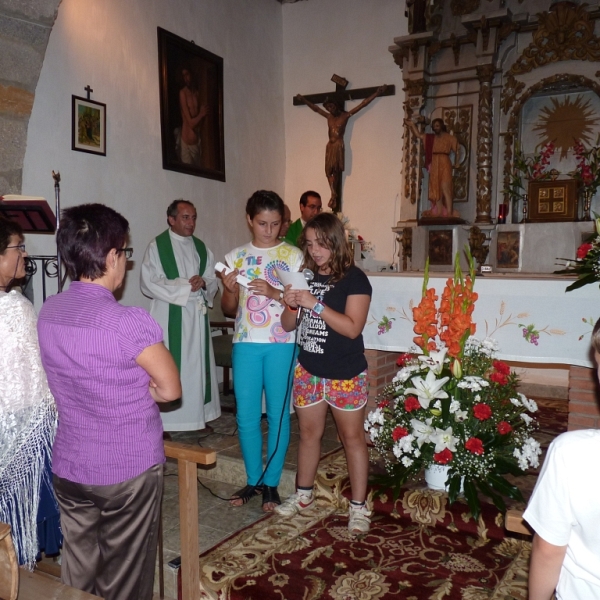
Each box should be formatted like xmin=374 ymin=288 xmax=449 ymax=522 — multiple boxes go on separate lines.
xmin=307 ymin=205 xmax=322 ymax=212
xmin=116 ymin=247 xmax=133 ymax=260
xmin=6 ymin=244 xmax=26 ymax=253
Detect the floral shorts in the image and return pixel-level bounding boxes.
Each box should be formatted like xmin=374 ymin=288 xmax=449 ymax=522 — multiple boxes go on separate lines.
xmin=293 ymin=362 xmax=368 ymax=411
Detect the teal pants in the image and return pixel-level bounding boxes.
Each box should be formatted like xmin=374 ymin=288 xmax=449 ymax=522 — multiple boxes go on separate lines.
xmin=232 ymin=342 xmax=296 ymax=487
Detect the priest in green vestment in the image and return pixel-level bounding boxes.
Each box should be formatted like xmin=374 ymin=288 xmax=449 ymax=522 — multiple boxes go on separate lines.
xmin=283 ymin=191 xmax=322 ymax=246
xmin=141 ymin=200 xmax=220 ymax=431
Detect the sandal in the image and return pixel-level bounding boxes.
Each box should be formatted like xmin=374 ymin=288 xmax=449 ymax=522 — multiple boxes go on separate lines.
xmin=230 ymin=484 xmax=262 ymax=506
xmin=262 ymin=486 xmax=281 ymax=512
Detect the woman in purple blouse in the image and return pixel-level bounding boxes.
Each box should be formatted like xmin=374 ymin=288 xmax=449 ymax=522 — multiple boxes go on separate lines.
xmin=38 ymin=204 xmax=181 ymax=600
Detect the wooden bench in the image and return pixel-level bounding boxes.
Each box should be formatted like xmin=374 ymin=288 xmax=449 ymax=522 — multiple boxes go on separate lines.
xmin=163 ymin=441 xmax=217 ymax=600
xmin=1 ymin=523 xmax=100 ymax=600
xmin=505 ymin=509 xmax=533 ymax=536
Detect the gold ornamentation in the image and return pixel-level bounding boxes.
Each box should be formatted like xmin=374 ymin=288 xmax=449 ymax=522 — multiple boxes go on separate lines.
xmin=500 ymin=74 xmax=526 ymax=115
xmin=503 ymin=74 xmax=600 ymax=208
xmin=475 ymin=65 xmax=494 ymax=223
xmin=451 ymin=0 xmax=480 ymax=17
xmin=400 ymin=227 xmax=413 ymax=270
xmin=443 ymin=106 xmax=472 ymax=202
xmin=468 ymin=226 xmax=490 ymax=267
xmin=509 ymin=2 xmax=600 ymax=75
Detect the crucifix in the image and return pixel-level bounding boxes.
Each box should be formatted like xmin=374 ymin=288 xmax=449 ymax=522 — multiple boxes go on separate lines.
xmin=84 ymin=85 xmax=93 ymax=100
xmin=294 ymin=74 xmax=395 ymax=212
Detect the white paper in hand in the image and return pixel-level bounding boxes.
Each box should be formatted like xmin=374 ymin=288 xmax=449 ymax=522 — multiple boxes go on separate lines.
xmin=276 ymin=269 xmax=309 ymax=290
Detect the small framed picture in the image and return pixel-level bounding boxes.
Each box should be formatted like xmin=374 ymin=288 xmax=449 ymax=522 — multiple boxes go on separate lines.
xmin=428 ymin=229 xmax=453 ymax=266
xmin=72 ymin=96 xmax=106 ymax=156
xmin=496 ymin=230 xmax=521 ymax=270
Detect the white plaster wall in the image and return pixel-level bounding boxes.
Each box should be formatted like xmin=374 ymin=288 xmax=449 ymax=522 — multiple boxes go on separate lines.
xmin=22 ymin=0 xmax=285 ymax=309
xmin=282 ymin=0 xmax=407 ymax=271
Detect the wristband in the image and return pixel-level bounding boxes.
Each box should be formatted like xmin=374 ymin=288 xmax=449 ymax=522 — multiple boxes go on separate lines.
xmin=287 ymin=305 xmax=298 ymax=312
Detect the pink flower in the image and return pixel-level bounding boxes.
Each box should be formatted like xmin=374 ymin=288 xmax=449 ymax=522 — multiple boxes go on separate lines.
xmin=465 ymin=437 xmax=484 ymax=455
xmin=473 ymin=403 xmax=492 ymax=420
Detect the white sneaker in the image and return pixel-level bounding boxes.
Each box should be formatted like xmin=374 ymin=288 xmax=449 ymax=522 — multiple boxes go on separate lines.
xmin=274 ymin=492 xmax=314 ymax=516
xmin=348 ymin=502 xmax=371 ymax=534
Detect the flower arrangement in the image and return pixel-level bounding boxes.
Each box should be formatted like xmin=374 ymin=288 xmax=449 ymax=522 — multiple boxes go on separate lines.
xmin=555 ymin=216 xmax=600 ymax=291
xmin=366 ymin=251 xmax=541 ymax=519
xmin=572 ymin=138 xmax=600 ymax=196
xmin=505 ymin=141 xmax=555 ymax=204
xmin=336 ymin=212 xmax=372 ymax=256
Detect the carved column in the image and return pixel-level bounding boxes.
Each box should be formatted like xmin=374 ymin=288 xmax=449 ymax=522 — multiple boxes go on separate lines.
xmin=475 ymin=64 xmax=494 ymax=224
xmin=403 ymin=78 xmax=429 ymax=206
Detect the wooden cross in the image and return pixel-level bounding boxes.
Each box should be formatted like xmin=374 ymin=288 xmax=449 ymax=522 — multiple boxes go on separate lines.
xmin=294 ymin=75 xmax=395 ymax=211
xmin=84 ymin=85 xmax=93 ymax=100
xmin=293 ymin=74 xmax=395 ymax=109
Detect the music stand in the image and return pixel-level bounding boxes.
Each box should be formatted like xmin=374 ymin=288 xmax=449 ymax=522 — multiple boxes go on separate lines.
xmin=0 ymin=198 xmax=56 ymax=233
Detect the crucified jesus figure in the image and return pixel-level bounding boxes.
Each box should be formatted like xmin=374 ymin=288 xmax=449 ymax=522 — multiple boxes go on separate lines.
xmin=295 ymin=85 xmax=387 ymax=211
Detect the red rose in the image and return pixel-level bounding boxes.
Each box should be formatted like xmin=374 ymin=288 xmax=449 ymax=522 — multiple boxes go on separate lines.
xmin=392 ymin=426 xmax=409 ymax=441
xmin=497 ymin=421 xmax=512 ymax=435
xmin=404 ymin=396 xmax=421 ymax=412
xmin=396 ymin=353 xmax=412 ymax=367
xmin=433 ymin=448 xmax=453 ymax=464
xmin=465 ymin=437 xmax=484 ymax=455
xmin=377 ymin=399 xmax=390 ymax=409
xmin=473 ymin=403 xmax=492 ymax=420
xmin=577 ymin=243 xmax=592 ymax=259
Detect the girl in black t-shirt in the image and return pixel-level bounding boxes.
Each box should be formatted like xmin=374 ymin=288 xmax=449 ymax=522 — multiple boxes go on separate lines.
xmin=277 ymin=213 xmax=373 ymax=534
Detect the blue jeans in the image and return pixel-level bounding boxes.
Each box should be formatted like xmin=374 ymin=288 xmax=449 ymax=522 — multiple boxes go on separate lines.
xmin=232 ymin=342 xmax=296 ymax=487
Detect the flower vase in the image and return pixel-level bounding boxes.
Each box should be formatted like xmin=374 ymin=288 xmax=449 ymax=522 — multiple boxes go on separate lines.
xmin=424 ymin=464 xmax=450 ymax=491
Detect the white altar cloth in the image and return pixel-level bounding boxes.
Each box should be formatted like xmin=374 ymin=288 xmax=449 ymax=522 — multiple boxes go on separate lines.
xmin=365 ymin=273 xmax=599 ymax=368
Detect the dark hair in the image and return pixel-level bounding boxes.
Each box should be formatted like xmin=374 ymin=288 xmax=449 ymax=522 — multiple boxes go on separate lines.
xmin=245 ymin=190 xmax=284 ymax=219
xmin=299 ymin=191 xmax=321 ymax=207
xmin=592 ymin=318 xmax=600 ymax=354
xmin=323 ymin=97 xmax=343 ymax=111
xmin=298 ymin=212 xmax=353 ymax=282
xmin=167 ymin=199 xmax=195 ymax=219
xmin=57 ymin=204 xmax=129 ymax=281
xmin=431 ymin=118 xmax=447 ymax=132
xmin=0 ymin=217 xmax=23 ymax=254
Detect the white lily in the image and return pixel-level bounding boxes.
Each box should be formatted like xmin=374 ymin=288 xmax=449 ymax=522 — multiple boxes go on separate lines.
xmin=410 ymin=418 xmax=434 ymax=447
xmin=405 ymin=370 xmax=449 ymax=409
xmin=432 ymin=426 xmax=459 ymax=453
xmin=418 ymin=348 xmax=448 ymax=375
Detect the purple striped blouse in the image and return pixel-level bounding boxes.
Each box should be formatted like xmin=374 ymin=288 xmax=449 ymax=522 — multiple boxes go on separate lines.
xmin=38 ymin=281 xmax=165 ymax=485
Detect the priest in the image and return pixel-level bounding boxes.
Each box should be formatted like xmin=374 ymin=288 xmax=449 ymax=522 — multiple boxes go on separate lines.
xmin=141 ymin=199 xmax=220 ymax=431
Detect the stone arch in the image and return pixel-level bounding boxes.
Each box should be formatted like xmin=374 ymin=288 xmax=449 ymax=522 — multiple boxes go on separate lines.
xmin=0 ymin=0 xmax=63 ymax=195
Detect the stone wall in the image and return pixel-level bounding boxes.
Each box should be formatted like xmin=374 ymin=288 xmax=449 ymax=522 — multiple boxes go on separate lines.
xmin=0 ymin=0 xmax=60 ymax=195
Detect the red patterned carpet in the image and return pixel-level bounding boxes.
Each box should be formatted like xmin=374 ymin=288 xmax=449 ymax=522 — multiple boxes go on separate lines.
xmin=196 ymin=397 xmax=566 ymax=600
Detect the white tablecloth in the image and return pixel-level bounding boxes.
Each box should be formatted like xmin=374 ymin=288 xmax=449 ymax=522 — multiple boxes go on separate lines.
xmin=365 ymin=273 xmax=599 ymax=368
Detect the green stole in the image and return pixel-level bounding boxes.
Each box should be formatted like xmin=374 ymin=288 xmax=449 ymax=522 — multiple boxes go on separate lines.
xmin=155 ymin=229 xmax=212 ymax=405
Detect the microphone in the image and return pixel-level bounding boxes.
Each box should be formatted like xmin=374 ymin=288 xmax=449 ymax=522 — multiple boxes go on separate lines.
xmin=302 ymin=268 xmax=314 ymax=282
xmin=296 ymin=269 xmax=314 ymax=328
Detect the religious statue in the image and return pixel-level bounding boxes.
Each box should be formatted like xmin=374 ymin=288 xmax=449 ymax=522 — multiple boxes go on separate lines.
xmin=406 ymin=117 xmax=459 ymax=218
xmin=295 ymin=85 xmax=387 ymax=211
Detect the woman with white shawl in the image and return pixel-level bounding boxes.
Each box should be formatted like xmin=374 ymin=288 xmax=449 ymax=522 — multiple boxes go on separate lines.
xmin=0 ymin=217 xmax=57 ymax=567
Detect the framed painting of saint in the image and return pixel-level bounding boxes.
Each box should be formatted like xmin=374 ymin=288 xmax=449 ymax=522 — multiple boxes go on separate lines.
xmin=157 ymin=27 xmax=225 ymax=181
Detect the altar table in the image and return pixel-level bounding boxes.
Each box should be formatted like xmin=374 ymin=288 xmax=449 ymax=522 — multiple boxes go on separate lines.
xmin=364 ymin=272 xmax=599 ymax=368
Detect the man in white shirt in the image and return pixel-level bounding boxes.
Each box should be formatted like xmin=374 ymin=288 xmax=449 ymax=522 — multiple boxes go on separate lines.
xmin=141 ymin=200 xmax=220 ymax=431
